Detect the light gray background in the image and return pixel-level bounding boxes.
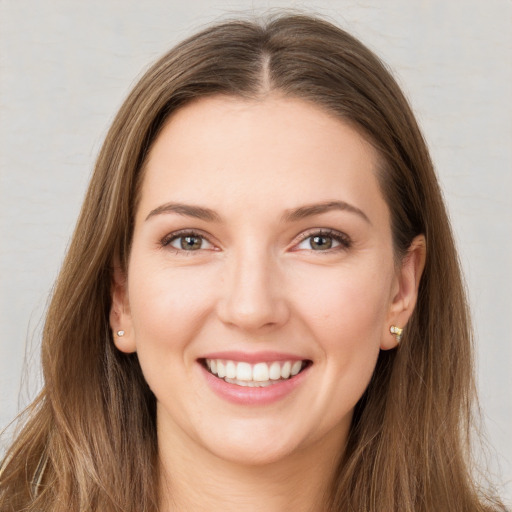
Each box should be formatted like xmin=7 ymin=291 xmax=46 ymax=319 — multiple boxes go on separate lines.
xmin=1 ymin=0 xmax=510 ymax=502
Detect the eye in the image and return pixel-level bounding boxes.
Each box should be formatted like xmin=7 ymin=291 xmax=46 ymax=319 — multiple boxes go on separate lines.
xmin=294 ymin=230 xmax=351 ymax=251
xmin=162 ymin=231 xmax=214 ymax=252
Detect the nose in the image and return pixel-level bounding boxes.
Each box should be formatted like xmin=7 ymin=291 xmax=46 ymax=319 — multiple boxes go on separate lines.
xmin=216 ymin=246 xmax=290 ymax=333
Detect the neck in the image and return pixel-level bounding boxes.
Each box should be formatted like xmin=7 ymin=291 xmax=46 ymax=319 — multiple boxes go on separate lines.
xmin=157 ymin=422 xmax=346 ymax=512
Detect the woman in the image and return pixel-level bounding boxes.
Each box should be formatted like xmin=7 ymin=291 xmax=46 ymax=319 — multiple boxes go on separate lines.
xmin=0 ymin=13 xmax=506 ymax=512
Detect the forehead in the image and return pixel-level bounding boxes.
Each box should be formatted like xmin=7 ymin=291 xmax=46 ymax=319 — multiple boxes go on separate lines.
xmin=138 ymin=95 xmax=387 ymax=226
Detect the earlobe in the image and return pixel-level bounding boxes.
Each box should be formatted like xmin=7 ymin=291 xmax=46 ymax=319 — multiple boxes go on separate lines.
xmin=381 ymin=235 xmax=426 ymax=350
xmin=112 ymin=327 xmax=136 ymax=353
xmin=110 ymin=264 xmax=137 ymax=354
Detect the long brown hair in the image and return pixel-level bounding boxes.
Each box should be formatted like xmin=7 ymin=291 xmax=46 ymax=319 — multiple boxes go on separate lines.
xmin=0 ymin=13 xmax=506 ymax=512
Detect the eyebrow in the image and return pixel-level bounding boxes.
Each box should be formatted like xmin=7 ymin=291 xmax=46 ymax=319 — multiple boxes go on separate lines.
xmin=145 ymin=199 xmax=371 ymax=225
xmin=281 ymin=200 xmax=371 ymax=224
xmin=145 ymin=202 xmax=222 ymax=222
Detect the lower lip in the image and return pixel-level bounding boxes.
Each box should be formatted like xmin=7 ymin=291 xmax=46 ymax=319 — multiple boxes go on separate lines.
xmin=200 ymin=363 xmax=310 ymax=406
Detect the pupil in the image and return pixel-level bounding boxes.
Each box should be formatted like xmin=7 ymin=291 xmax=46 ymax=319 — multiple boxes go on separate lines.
xmin=181 ymin=236 xmax=201 ymax=250
xmin=311 ymin=235 xmax=332 ymax=250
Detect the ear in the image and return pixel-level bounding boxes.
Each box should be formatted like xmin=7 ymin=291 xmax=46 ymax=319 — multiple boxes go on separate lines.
xmin=110 ymin=263 xmax=137 ymax=354
xmin=381 ymin=235 xmax=426 ymax=350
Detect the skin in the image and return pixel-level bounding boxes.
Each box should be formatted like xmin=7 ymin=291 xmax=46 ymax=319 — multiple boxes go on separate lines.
xmin=111 ymin=95 xmax=425 ymax=511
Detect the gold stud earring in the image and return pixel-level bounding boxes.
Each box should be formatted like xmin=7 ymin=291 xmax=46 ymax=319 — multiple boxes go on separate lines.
xmin=389 ymin=325 xmax=403 ymax=343
xmin=116 ymin=330 xmax=125 ymax=337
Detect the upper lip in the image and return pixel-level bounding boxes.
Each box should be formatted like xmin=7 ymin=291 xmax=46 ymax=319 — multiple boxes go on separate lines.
xmin=199 ymin=351 xmax=309 ymax=363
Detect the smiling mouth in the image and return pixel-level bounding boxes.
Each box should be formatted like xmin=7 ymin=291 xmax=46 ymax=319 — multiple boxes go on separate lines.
xmin=202 ymin=359 xmax=311 ymax=387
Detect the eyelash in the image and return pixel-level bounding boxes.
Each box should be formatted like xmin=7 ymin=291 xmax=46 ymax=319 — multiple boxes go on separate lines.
xmin=295 ymin=229 xmax=352 ymax=252
xmin=160 ymin=228 xmax=352 ymax=253
xmin=160 ymin=230 xmax=213 ymax=253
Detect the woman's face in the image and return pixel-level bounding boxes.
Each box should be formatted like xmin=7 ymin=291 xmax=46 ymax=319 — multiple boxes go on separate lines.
xmin=112 ymin=95 xmax=414 ymax=466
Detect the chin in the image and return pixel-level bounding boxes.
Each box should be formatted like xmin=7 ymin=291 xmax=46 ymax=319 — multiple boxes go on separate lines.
xmin=207 ymin=434 xmax=302 ymax=467
xmin=195 ymin=414 xmax=344 ymax=468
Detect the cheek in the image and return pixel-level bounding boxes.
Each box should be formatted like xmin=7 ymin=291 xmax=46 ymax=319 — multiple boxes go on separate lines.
xmin=126 ymin=262 xmax=220 ymax=398
xmin=291 ymin=260 xmax=392 ymax=394
xmin=127 ymin=262 xmax=218 ymax=348
xmin=293 ymin=262 xmax=391 ymax=343
xmin=279 ymin=263 xmax=391 ymax=440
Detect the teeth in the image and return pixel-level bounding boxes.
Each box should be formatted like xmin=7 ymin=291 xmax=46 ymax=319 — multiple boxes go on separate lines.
xmin=269 ymin=361 xmax=281 ymax=380
xmin=237 ymin=362 xmax=252 ymax=380
xmin=204 ymin=358 xmax=306 ymax=384
xmin=291 ymin=360 xmax=302 ymax=376
xmin=224 ymin=377 xmax=277 ymax=387
xmin=281 ymin=361 xmax=291 ymax=379
xmin=226 ymin=361 xmax=236 ymax=379
xmin=253 ymin=363 xmax=269 ymax=381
